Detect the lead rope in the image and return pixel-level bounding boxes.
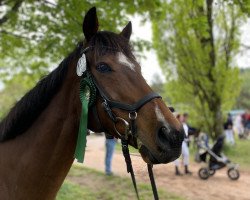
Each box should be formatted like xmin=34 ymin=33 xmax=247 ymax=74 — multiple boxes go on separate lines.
xmin=121 ymin=139 xmax=140 ymax=200
xmin=120 ymin=113 xmax=159 ymax=200
xmin=121 ymin=139 xmax=160 ymax=200
xmin=147 ymin=164 xmax=159 ymax=200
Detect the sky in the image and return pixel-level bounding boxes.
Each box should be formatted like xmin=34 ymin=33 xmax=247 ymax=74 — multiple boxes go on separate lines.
xmin=129 ymin=16 xmax=164 ymax=83
xmin=236 ymin=19 xmax=250 ymax=68
xmin=130 ymin=16 xmax=250 ymax=83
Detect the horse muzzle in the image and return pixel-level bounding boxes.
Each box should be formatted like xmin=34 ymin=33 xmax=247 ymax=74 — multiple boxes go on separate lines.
xmin=139 ymin=127 xmax=185 ymax=164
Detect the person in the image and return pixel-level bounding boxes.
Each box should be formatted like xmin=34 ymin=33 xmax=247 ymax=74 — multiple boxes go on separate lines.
xmin=242 ymin=110 xmax=250 ymax=130
xmin=174 ymin=113 xmax=192 ymax=175
xmin=105 ymin=133 xmax=117 ymax=176
xmin=234 ymin=114 xmax=244 ymax=139
xmin=224 ymin=113 xmax=235 ymax=145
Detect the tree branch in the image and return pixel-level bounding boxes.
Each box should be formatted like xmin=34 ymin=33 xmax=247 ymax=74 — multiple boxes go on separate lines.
xmin=0 ymin=0 xmax=24 ymax=26
xmin=224 ymin=5 xmax=236 ymax=69
xmin=206 ymin=0 xmax=216 ymax=67
xmin=206 ymin=0 xmax=217 ymax=85
xmin=44 ymin=0 xmax=57 ymax=7
xmin=0 ymin=30 xmax=31 ymax=40
xmin=241 ymin=43 xmax=250 ymax=50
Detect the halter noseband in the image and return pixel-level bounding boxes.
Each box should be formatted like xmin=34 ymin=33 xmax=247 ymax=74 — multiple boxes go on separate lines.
xmin=93 ymin=75 xmax=161 ymax=137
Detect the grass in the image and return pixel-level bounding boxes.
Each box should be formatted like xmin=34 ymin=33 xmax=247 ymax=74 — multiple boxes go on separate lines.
xmin=56 ymin=181 xmax=96 ymax=200
xmin=57 ymin=164 xmax=185 ymax=200
xmin=115 ymin=142 xmax=139 ymax=154
xmin=223 ymin=138 xmax=250 ymax=169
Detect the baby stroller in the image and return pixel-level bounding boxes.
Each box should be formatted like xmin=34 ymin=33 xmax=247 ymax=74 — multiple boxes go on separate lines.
xmin=196 ymin=134 xmax=240 ymax=180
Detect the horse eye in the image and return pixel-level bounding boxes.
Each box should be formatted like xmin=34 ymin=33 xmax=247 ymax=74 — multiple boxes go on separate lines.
xmin=96 ymin=63 xmax=112 ymax=73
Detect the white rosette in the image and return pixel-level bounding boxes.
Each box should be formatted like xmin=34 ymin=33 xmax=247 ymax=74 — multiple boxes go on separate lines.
xmin=76 ymin=53 xmax=87 ymax=76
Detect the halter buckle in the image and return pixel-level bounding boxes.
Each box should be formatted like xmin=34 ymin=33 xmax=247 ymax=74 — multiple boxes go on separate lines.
xmin=129 ymin=112 xmax=137 ymax=120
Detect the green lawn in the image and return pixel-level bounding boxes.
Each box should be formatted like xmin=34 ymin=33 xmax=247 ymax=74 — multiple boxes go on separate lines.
xmin=57 ymin=165 xmax=185 ymax=200
xmin=56 ymin=181 xmax=95 ymax=200
xmin=115 ymin=142 xmax=139 ymax=153
xmin=223 ymin=138 xmax=250 ymax=169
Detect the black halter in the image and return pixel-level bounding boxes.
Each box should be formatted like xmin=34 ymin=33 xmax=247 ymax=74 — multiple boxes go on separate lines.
xmin=82 ymin=46 xmax=161 ymax=200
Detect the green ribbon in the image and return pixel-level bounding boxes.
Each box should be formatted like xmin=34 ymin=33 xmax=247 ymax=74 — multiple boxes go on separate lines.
xmin=74 ymin=79 xmax=90 ymax=163
xmin=74 ymin=73 xmax=96 ymax=163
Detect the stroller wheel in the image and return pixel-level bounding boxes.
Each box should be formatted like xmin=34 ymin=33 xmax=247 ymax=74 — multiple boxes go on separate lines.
xmin=209 ymin=169 xmax=216 ymax=176
xmin=227 ymin=168 xmax=240 ymax=180
xmin=198 ymin=168 xmax=209 ymax=180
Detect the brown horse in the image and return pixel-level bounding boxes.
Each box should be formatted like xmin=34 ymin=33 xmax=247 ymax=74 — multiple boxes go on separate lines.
xmin=0 ymin=7 xmax=184 ymax=200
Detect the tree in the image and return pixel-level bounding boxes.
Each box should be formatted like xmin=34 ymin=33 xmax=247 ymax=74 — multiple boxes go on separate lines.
xmin=235 ymin=68 xmax=250 ymax=109
xmin=0 ymin=1 xmax=160 ymax=116
xmin=152 ymin=0 xmax=246 ymax=139
xmin=233 ymin=0 xmax=250 ymax=16
xmin=0 ymin=0 xmax=159 ymax=79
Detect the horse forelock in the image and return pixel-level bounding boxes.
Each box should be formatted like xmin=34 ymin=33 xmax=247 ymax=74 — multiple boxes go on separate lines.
xmin=88 ymin=31 xmax=135 ymax=61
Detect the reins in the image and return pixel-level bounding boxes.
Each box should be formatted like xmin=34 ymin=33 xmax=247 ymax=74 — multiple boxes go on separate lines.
xmin=76 ymin=46 xmax=160 ymax=200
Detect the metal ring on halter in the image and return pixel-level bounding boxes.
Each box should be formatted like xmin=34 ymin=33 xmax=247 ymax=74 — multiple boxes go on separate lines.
xmin=129 ymin=112 xmax=137 ymax=120
xmin=114 ymin=117 xmax=130 ymax=139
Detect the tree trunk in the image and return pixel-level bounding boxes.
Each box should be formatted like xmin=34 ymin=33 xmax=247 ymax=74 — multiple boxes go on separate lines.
xmin=210 ymin=98 xmax=223 ymax=140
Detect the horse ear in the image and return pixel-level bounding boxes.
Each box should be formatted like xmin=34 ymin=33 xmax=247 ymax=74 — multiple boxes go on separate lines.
xmin=82 ymin=7 xmax=99 ymax=41
xmin=120 ymin=21 xmax=132 ymax=40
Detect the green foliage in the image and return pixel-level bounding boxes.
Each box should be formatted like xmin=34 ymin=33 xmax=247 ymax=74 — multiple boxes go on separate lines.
xmin=232 ymin=0 xmax=250 ymax=15
xmin=0 ymin=71 xmax=41 ymax=119
xmin=1 ymin=1 xmax=127 ymax=79
xmin=152 ymin=0 xmax=247 ymax=139
xmin=0 ymin=0 xmax=159 ymax=117
xmin=0 ymin=0 xmax=159 ymax=78
xmin=58 ymin=165 xmax=185 ymax=200
xmin=235 ymin=68 xmax=250 ymax=109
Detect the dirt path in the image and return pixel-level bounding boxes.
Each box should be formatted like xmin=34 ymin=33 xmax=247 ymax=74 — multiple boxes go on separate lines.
xmin=81 ymin=135 xmax=250 ymax=200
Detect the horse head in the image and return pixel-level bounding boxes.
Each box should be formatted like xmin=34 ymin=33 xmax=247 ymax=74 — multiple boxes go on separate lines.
xmin=81 ymin=7 xmax=184 ymax=164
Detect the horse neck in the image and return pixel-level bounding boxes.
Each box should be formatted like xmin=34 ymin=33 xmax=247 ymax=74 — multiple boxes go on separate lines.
xmin=0 ymin=61 xmax=81 ymax=200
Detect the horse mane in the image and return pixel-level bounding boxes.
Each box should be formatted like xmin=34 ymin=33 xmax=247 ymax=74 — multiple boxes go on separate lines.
xmin=0 ymin=46 xmax=81 ymax=142
xmin=0 ymin=31 xmax=133 ymax=142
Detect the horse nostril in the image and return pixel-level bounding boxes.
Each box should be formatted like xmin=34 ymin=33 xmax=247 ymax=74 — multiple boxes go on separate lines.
xmin=156 ymin=126 xmax=171 ymax=151
xmin=156 ymin=126 xmax=183 ymax=152
xmin=154 ymin=126 xmax=185 ymax=163
xmin=159 ymin=127 xmax=171 ymax=142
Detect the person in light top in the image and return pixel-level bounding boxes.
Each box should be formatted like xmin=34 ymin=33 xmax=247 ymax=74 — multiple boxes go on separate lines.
xmin=224 ymin=113 xmax=235 ymax=145
xmin=174 ymin=113 xmax=192 ymax=175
